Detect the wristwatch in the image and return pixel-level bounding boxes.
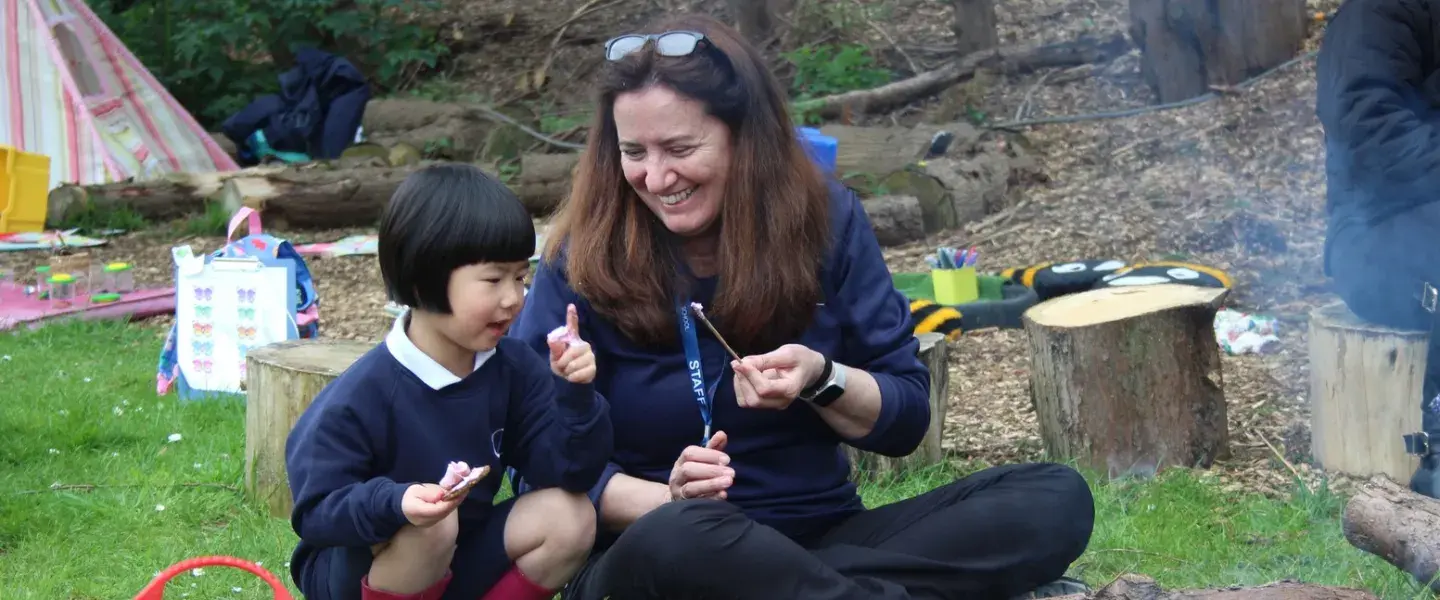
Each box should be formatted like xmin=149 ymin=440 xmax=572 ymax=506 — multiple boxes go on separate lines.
xmin=799 ymin=357 xmax=847 ymax=407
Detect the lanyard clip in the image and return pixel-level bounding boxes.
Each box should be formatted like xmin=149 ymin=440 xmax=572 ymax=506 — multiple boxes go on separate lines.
xmin=1424 ymin=282 xmax=1438 ymax=314
xmin=701 ymin=424 xmax=712 ymax=446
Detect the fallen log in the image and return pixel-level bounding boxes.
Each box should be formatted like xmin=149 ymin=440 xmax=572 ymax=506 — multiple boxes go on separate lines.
xmin=216 ymin=165 xmax=422 ymax=230
xmin=1024 ymin=283 xmax=1231 ymax=479
xmin=862 ymin=195 xmax=926 ymax=246
xmin=46 ymin=166 xmax=285 ymax=226
xmin=1053 ymin=573 xmax=1378 ymax=600
xmin=1343 ymin=476 xmax=1440 ymax=593
xmin=792 ymin=33 xmax=1131 ymax=119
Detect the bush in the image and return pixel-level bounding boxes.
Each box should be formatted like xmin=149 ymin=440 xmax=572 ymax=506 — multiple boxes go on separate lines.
xmin=89 ymin=0 xmax=449 ymax=127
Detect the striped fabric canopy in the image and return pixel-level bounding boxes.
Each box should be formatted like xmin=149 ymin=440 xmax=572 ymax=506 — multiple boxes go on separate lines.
xmin=0 ymin=0 xmax=238 ymax=190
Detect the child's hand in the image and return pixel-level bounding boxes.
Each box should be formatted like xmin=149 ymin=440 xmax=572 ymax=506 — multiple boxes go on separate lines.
xmin=401 ymin=483 xmax=463 ymax=527
xmin=548 ymin=304 xmax=595 ymax=384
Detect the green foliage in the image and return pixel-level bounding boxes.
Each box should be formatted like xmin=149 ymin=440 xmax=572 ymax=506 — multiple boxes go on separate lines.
xmin=87 ymin=0 xmax=449 ymax=127
xmin=783 ymin=43 xmax=890 ymax=124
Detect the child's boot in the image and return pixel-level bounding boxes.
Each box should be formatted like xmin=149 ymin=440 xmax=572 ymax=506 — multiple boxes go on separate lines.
xmin=362 ymin=570 xmax=453 ymax=600
xmin=479 ymin=566 xmax=554 ymax=600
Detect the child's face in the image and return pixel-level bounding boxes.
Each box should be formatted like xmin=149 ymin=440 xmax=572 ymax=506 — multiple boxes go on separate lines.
xmin=432 ymin=261 xmax=530 ymax=352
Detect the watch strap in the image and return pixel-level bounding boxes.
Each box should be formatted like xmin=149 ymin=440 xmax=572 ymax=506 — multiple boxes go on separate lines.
xmin=800 ymin=357 xmax=833 ymax=399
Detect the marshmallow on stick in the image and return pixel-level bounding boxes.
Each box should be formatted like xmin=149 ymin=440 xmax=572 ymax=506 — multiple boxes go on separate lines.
xmin=689 ymin=302 xmax=742 ymax=362
xmin=547 ymin=325 xmax=581 ymax=346
xmin=439 ymin=461 xmax=490 ymax=501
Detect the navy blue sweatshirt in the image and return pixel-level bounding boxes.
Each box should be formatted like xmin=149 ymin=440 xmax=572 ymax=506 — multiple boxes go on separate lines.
xmin=285 ymin=313 xmax=612 ymax=584
xmin=509 ymin=182 xmax=930 ymax=542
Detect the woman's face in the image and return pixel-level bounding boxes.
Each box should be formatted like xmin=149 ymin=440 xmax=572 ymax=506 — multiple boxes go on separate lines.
xmin=613 ymin=85 xmax=732 ymax=238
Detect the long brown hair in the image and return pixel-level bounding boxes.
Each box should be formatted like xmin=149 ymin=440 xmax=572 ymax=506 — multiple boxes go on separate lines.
xmin=544 ymin=14 xmax=832 ymax=354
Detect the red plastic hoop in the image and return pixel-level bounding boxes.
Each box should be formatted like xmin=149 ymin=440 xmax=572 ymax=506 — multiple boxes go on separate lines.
xmin=133 ymin=555 xmax=293 ymax=600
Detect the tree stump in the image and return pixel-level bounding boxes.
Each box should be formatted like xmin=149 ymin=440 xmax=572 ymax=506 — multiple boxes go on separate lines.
xmin=952 ymin=0 xmax=999 ymax=55
xmin=847 ymin=333 xmax=950 ymax=478
xmin=1023 ymin=284 xmax=1230 ymax=479
xmin=1309 ymin=302 xmax=1426 ymax=482
xmin=1343 ymin=476 xmax=1440 ymax=593
xmin=245 ymin=338 xmax=371 ymax=518
xmin=1127 ymin=0 xmax=1308 ymax=102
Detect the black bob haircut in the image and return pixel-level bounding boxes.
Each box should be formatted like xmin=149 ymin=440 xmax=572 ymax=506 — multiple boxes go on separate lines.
xmin=378 ymin=163 xmax=535 ymax=314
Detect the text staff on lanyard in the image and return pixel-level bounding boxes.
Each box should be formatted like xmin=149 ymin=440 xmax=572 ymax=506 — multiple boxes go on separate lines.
xmin=677 ymin=301 xmax=723 ymax=446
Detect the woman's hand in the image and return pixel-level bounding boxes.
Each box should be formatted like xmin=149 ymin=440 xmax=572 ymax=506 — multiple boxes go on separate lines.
xmin=731 ymin=344 xmax=826 ymax=410
xmin=667 ymin=431 xmax=734 ymax=501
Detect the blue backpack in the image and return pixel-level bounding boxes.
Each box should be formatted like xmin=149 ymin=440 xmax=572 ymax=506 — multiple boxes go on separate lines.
xmin=155 ymin=207 xmax=320 ymax=398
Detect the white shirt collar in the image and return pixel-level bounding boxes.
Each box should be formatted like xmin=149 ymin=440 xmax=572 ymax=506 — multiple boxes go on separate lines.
xmin=385 ymin=308 xmax=495 ymax=390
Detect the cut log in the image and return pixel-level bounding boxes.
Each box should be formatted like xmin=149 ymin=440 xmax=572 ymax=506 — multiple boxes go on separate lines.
xmin=216 ymin=166 xmax=418 ymax=230
xmin=1023 ymin=284 xmax=1231 ymax=478
xmin=792 ymin=33 xmax=1131 ymax=119
xmin=952 ymin=0 xmax=999 ymax=55
xmin=847 ymin=333 xmax=950 ymax=478
xmin=862 ymin=195 xmax=926 ymax=246
xmin=245 ymin=338 xmax=371 ymax=518
xmin=1309 ymin=302 xmax=1426 ymax=482
xmin=1127 ymin=0 xmax=1308 ymax=103
xmin=509 ymin=153 xmax=579 ymax=215
xmin=45 ymin=166 xmax=284 ymax=226
xmin=1048 ymin=573 xmax=1378 ymax=600
xmin=212 ymin=156 xmax=570 ymax=230
xmin=1343 ymin=476 xmax=1440 ymax=593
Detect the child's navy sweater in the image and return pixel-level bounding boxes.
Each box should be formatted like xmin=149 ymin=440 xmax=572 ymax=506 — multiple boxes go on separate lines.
xmin=284 ymin=314 xmax=612 ymax=585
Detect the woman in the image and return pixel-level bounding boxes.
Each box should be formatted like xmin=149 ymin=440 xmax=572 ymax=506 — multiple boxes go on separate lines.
xmin=509 ymin=13 xmax=1096 ymax=599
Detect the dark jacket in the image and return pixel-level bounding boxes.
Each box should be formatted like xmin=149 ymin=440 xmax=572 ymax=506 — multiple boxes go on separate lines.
xmin=1317 ymin=0 xmax=1440 ymax=274
xmin=221 ymin=48 xmax=371 ymax=164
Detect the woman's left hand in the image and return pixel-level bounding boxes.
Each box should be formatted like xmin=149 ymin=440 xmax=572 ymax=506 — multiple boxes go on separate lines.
xmin=731 ymin=344 xmax=826 ymax=410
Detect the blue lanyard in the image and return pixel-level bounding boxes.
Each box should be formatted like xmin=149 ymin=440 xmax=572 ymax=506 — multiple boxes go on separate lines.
xmin=677 ymin=301 xmax=721 ymax=446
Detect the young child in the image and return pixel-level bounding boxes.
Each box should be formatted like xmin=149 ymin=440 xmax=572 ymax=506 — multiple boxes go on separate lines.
xmin=284 ymin=163 xmax=613 ymax=600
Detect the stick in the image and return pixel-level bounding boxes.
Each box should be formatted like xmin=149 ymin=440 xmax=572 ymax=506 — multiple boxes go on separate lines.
xmin=691 ymin=306 xmax=743 ymax=362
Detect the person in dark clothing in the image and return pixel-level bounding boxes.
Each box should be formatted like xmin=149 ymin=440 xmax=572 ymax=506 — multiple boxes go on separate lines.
xmin=506 ymin=13 xmax=1095 ymax=600
xmin=1317 ymin=0 xmax=1440 ymax=498
xmin=285 ymin=164 xmax=613 ymax=600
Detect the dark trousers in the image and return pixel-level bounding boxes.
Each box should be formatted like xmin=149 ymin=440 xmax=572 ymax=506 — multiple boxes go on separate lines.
xmin=563 ymin=463 xmax=1094 ymax=600
xmin=296 ymin=498 xmax=517 ymax=599
xmin=1328 ymin=203 xmax=1440 ymax=496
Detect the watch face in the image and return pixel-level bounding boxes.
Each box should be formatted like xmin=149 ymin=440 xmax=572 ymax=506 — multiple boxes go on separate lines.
xmin=812 ymin=384 xmax=844 ymax=407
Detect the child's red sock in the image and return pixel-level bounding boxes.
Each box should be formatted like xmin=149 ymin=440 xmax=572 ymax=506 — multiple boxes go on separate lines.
xmin=479 ymin=566 xmax=553 ymax=600
xmin=361 ymin=570 xmax=453 ymax=600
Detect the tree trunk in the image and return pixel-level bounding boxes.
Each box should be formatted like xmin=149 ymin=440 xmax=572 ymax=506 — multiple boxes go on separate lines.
xmin=1308 ymin=302 xmax=1426 ymax=482
xmin=1023 ymin=284 xmax=1231 ymax=479
xmin=847 ymin=333 xmax=950 ymax=478
xmin=245 ymin=338 xmax=371 ymax=518
xmin=952 ymin=0 xmax=999 ymax=55
xmin=45 ymin=166 xmax=285 ymax=226
xmin=726 ymin=0 xmax=793 ymax=46
xmin=1127 ymin=0 xmax=1308 ymax=103
xmin=1058 ymin=573 xmax=1377 ymax=600
xmin=1343 ymin=476 xmax=1440 ymax=593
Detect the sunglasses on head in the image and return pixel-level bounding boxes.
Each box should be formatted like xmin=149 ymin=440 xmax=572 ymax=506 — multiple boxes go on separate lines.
xmin=604 ymin=30 xmax=709 ymax=61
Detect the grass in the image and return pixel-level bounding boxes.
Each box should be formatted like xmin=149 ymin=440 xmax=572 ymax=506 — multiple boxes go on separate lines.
xmin=0 ymin=319 xmax=1427 ymax=599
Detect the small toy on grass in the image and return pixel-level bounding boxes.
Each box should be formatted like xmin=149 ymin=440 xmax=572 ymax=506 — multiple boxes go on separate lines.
xmin=689 ymin=302 xmax=742 ymax=362
xmin=439 ymin=461 xmax=490 ymax=502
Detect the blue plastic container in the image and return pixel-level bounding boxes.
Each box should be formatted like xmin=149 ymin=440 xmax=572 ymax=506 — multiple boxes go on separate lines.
xmin=797 ymin=127 xmax=838 ymax=174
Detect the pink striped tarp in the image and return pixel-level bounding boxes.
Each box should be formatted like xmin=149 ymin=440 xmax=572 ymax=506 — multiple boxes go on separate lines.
xmin=0 ymin=0 xmax=238 ymax=190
